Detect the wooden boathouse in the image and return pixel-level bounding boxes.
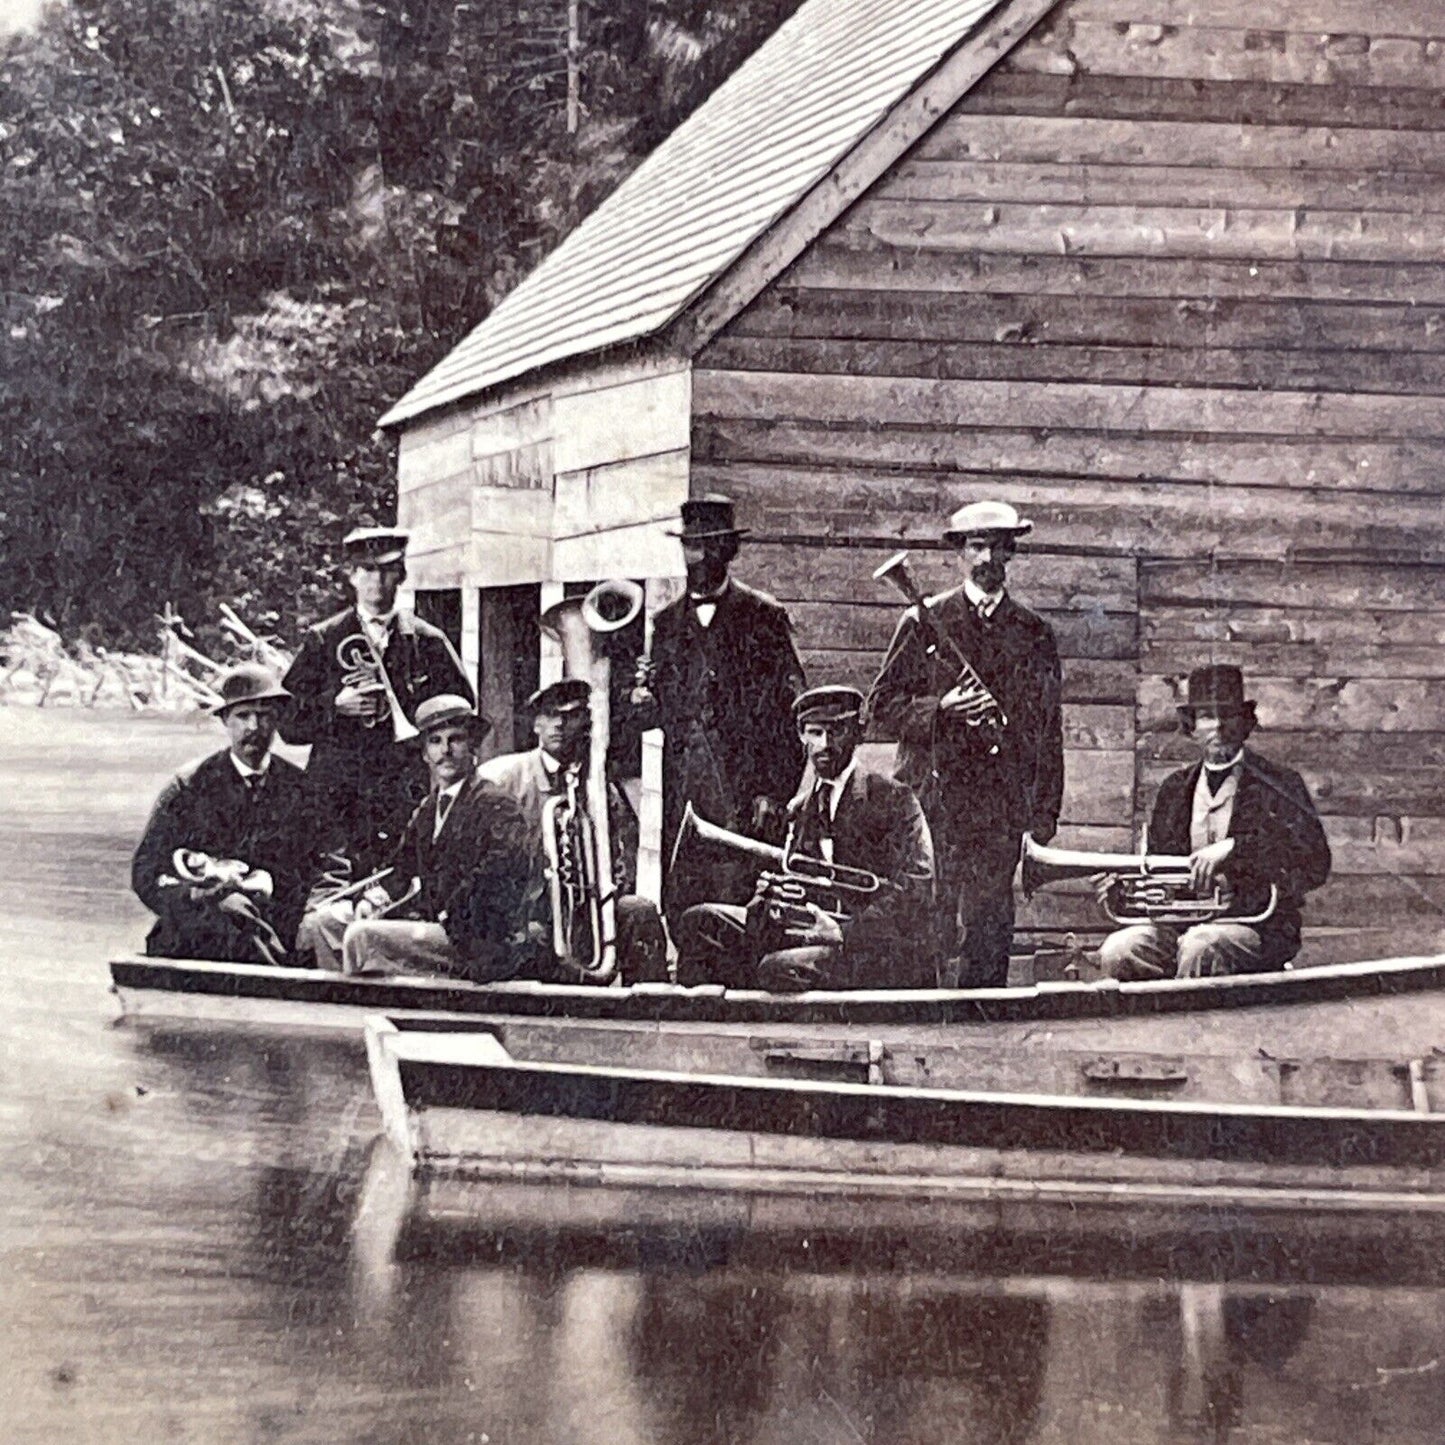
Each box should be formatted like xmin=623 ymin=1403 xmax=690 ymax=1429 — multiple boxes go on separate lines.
xmin=379 ymin=0 xmax=1445 ymax=956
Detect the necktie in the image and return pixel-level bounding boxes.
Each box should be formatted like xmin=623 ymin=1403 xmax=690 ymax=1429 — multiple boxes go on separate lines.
xmin=813 ymin=782 xmax=832 ymax=839
xmin=434 ymin=791 xmax=455 ymax=838
xmin=1203 ymin=766 xmax=1232 ymax=798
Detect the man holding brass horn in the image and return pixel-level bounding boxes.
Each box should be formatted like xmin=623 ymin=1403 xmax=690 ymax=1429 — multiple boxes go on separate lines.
xmin=867 ymin=501 xmax=1063 ymax=988
xmin=630 ymin=496 xmax=805 ymax=918
xmin=480 ymin=677 xmax=669 ymax=984
xmin=673 ymin=685 xmax=935 ymax=991
xmin=340 ymin=695 xmax=533 ymax=980
xmin=280 ymin=525 xmax=473 ymax=874
xmin=1098 ymin=665 xmax=1331 ymax=979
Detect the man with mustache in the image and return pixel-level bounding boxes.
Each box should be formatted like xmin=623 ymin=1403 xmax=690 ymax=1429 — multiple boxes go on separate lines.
xmin=1099 ymin=665 xmax=1331 ymax=979
xmin=867 ymin=501 xmax=1063 ymax=987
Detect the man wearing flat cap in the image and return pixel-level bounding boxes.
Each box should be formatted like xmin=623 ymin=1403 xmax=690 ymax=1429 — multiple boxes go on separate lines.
xmin=479 ymin=677 xmax=668 ymax=982
xmin=133 ymin=664 xmax=315 ymax=963
xmin=280 ymin=524 xmax=474 ymax=876
xmin=631 ymin=494 xmax=805 ymax=918
xmin=675 ymin=684 xmax=936 ymax=991
xmin=340 ymin=695 xmax=534 ymax=981
xmin=1099 ymin=665 xmax=1331 ymax=979
xmin=867 ymin=500 xmax=1063 ymax=987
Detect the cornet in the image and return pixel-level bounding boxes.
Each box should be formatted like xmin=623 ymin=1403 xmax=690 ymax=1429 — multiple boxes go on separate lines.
xmin=336 ymin=630 xmax=420 ymax=742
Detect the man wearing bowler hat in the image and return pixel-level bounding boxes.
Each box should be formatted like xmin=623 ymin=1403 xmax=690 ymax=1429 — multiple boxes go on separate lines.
xmin=132 ymin=663 xmax=314 ymax=963
xmin=1099 ymin=665 xmax=1331 ymax=979
xmin=479 ymin=677 xmax=668 ymax=982
xmin=340 ymin=694 xmax=534 ymax=981
xmin=867 ymin=500 xmax=1063 ymax=987
xmin=674 ymin=684 xmax=935 ymax=991
xmin=631 ymin=494 xmax=805 ymax=917
xmin=280 ymin=523 xmax=473 ymax=875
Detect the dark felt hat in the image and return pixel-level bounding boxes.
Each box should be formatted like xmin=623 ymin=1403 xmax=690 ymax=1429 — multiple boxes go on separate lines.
xmin=664 ymin=494 xmax=750 ymax=543
xmin=414 ymin=693 xmax=491 ymax=739
xmin=527 ymin=677 xmax=592 ymax=714
xmin=211 ymin=663 xmax=290 ymax=715
xmin=793 ymin=684 xmax=865 ymax=725
xmin=342 ymin=525 xmax=409 ymax=566
xmin=1177 ymin=664 xmax=1256 ymax=721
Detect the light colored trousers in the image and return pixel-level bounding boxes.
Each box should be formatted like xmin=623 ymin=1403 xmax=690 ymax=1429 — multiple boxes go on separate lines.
xmin=341 ymin=918 xmax=459 ymax=976
xmin=1098 ymin=922 xmax=1269 ymax=981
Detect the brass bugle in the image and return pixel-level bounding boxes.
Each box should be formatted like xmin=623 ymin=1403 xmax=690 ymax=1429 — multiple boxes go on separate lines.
xmin=336 ymin=630 xmax=421 ymax=743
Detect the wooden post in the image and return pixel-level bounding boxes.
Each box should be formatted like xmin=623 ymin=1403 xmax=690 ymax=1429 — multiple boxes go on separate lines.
xmin=460 ymin=586 xmax=481 ymax=699
xmin=635 ymin=575 xmax=685 ymax=904
xmin=565 ymin=0 xmax=580 ymax=135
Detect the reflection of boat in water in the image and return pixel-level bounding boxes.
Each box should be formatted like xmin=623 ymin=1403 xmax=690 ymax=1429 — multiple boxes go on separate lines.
xmin=364 ymin=988 xmax=1445 ymax=1236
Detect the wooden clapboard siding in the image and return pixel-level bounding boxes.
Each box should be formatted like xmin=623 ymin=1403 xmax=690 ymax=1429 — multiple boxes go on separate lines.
xmin=688 ymin=0 xmax=1445 ymax=940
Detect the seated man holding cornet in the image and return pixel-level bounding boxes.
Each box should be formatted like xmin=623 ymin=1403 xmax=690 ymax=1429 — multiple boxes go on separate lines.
xmin=674 ymin=685 xmax=936 ymax=991
xmin=1097 ymin=666 xmax=1331 ymax=979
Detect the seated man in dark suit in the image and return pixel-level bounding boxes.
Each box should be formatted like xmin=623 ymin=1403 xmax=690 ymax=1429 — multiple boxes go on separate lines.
xmin=132 ymin=664 xmax=313 ymax=964
xmin=478 ymin=677 xmax=668 ymax=983
xmin=1099 ymin=665 xmax=1331 ymax=979
xmin=340 ymin=695 xmax=533 ymax=982
xmin=675 ymin=685 xmax=936 ymax=991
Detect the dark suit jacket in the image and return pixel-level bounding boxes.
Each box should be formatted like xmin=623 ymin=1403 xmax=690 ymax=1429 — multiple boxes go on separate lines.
xmin=787 ymin=765 xmax=936 ymax=987
xmin=1146 ymin=749 xmax=1332 ymax=964
xmin=391 ymin=773 xmax=532 ymax=972
xmin=641 ymin=580 xmax=805 ymax=838
xmin=866 ymin=588 xmax=1063 ymax=879
xmin=132 ymin=749 xmax=314 ymax=960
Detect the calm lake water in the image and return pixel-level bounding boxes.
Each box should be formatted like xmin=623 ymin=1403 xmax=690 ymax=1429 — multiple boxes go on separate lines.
xmin=3 ymin=705 xmax=1445 ymax=1444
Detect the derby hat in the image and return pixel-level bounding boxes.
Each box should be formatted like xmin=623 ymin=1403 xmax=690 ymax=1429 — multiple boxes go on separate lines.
xmin=793 ymin=684 xmax=865 ymax=725
xmin=342 ymin=525 xmax=409 ymax=566
xmin=212 ymin=663 xmax=291 ymax=715
xmin=1177 ymin=664 xmax=1256 ymax=721
xmin=664 ymin=494 xmax=751 ymax=543
xmin=527 ymin=677 xmax=592 ymax=714
xmin=414 ymin=693 xmax=491 ymax=739
xmin=941 ymin=500 xmax=1033 ymax=546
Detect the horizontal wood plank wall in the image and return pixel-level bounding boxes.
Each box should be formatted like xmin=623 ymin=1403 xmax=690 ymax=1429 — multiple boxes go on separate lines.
xmin=695 ymin=0 xmax=1445 ymax=946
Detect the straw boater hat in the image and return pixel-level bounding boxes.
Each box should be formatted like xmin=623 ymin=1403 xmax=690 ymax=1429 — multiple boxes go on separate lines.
xmin=941 ymin=500 xmax=1033 ymax=546
xmin=527 ymin=678 xmax=592 ymax=714
xmin=792 ymin=684 xmax=865 ymax=726
xmin=211 ymin=663 xmax=290 ymax=715
xmin=413 ymin=693 xmax=491 ymax=739
xmin=664 ymin=494 xmax=750 ymax=544
xmin=342 ymin=525 xmax=410 ymax=566
xmin=1177 ymin=665 xmax=1257 ymax=724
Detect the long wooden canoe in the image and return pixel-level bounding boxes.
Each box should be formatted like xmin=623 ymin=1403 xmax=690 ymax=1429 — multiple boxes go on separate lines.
xmin=365 ymin=1012 xmax=1445 ymax=1233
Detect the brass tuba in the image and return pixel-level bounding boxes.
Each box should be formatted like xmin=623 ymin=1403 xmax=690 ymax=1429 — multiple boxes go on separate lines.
xmin=1019 ymin=833 xmax=1277 ymax=927
xmin=538 ymin=579 xmax=644 ymax=981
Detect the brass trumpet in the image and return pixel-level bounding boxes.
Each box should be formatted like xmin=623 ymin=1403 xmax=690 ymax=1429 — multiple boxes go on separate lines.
xmin=873 ymin=550 xmax=1006 ymax=753
xmin=335 ymin=630 xmax=421 ymax=743
xmin=1019 ymin=833 xmax=1277 ymax=927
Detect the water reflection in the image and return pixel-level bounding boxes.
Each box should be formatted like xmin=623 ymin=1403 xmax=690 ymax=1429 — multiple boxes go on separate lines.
xmin=5 ymin=708 xmax=1445 ymax=1443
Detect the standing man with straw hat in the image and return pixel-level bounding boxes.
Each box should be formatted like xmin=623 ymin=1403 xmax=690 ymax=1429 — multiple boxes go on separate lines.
xmin=280 ymin=523 xmax=474 ymax=876
xmin=631 ymin=494 xmax=805 ymax=917
xmin=867 ymin=500 xmax=1063 ymax=987
xmin=132 ymin=663 xmax=313 ymax=964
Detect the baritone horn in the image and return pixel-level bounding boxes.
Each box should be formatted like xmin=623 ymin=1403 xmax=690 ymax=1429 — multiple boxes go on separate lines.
xmin=335 ymin=629 xmax=420 ymax=742
xmin=1019 ymin=833 xmax=1277 ymax=927
xmin=538 ymin=578 xmax=645 ymax=981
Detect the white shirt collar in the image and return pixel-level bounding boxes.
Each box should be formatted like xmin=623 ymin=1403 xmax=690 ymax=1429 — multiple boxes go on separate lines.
xmin=1203 ymin=749 xmax=1245 ymax=777
xmin=962 ymin=577 xmax=1005 ymax=618
xmin=356 ymin=604 xmax=397 ymax=631
xmin=230 ymin=752 xmax=271 ymax=780
xmin=538 ymin=750 xmax=562 ymax=777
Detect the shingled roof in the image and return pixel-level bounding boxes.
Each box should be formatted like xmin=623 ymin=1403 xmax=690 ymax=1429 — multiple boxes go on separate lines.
xmin=379 ymin=0 xmax=1019 ymax=429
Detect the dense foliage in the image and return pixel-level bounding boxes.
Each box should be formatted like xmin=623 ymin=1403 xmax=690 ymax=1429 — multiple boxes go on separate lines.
xmin=0 ymin=0 xmax=796 ymax=647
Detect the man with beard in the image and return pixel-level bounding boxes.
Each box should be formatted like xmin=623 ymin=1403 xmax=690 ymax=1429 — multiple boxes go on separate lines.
xmin=1098 ymin=665 xmax=1331 ymax=979
xmin=339 ymin=695 xmax=533 ymax=981
xmin=132 ymin=664 xmax=312 ymax=964
xmin=479 ymin=677 xmax=668 ymax=982
xmin=867 ymin=501 xmax=1063 ymax=988
xmin=280 ymin=525 xmax=473 ymax=875
xmin=630 ymin=495 xmax=804 ymax=918
xmin=674 ymin=685 xmax=935 ymax=991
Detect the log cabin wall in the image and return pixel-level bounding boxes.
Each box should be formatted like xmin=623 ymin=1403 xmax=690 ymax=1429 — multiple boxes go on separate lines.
xmin=692 ymin=0 xmax=1445 ymax=949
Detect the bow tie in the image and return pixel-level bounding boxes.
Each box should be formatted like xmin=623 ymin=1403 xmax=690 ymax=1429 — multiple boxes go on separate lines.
xmin=1202 ymin=764 xmax=1235 ymax=798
